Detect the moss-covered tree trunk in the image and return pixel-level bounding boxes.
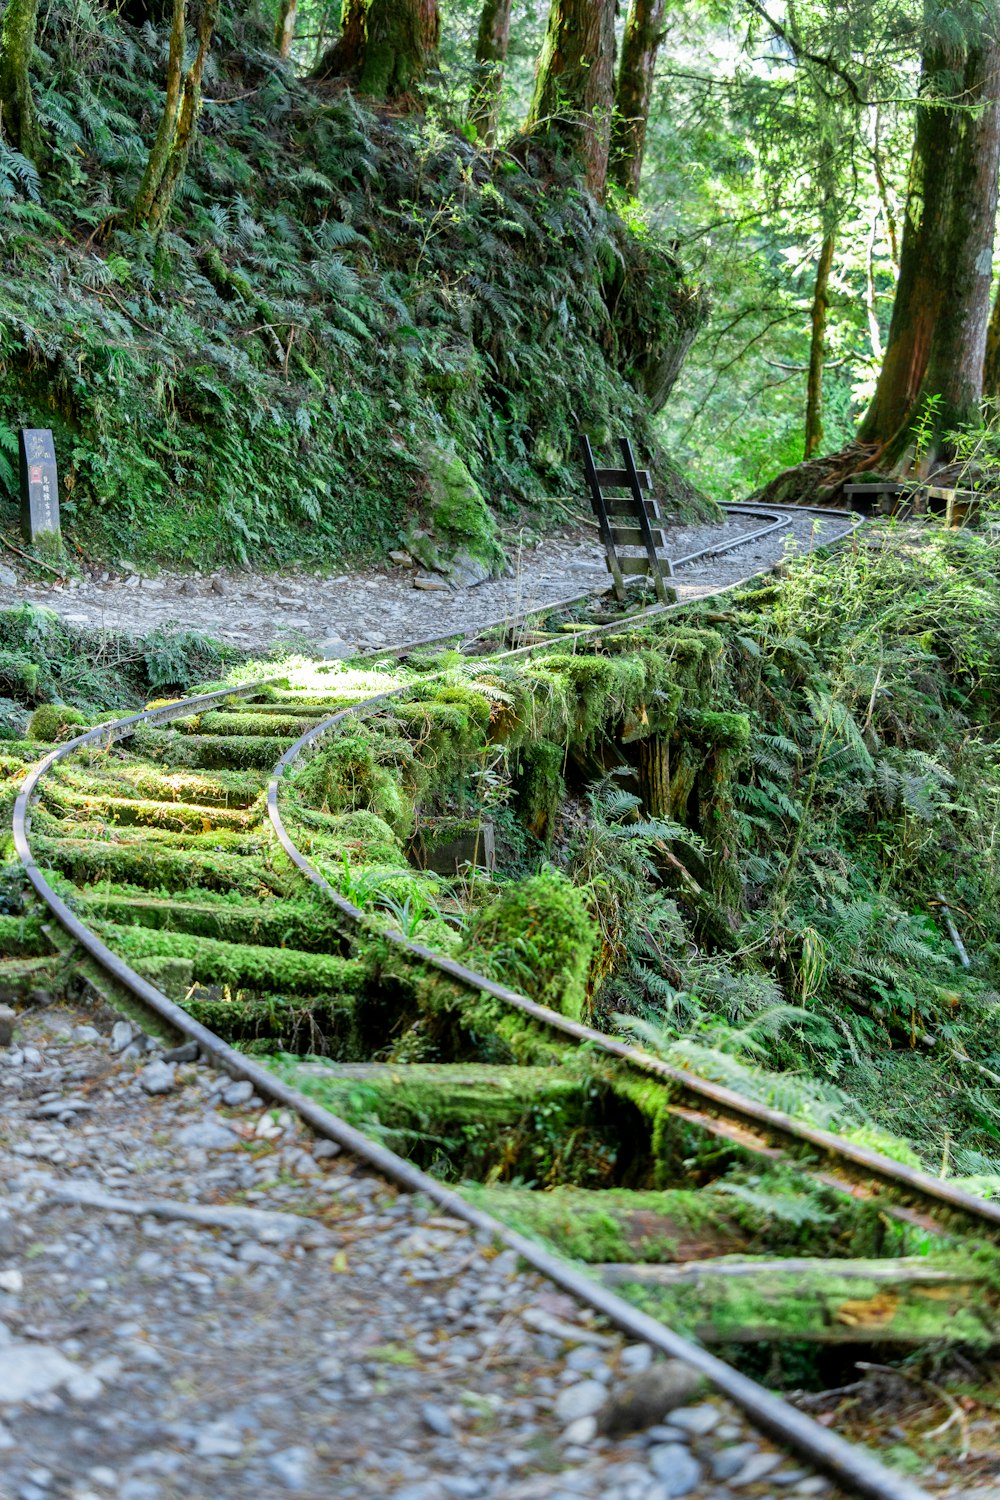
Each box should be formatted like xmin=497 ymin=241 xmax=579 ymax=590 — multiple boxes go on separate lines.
xmin=357 ymin=0 xmax=440 ymax=98
xmin=0 ymin=0 xmax=43 ymax=163
xmin=132 ymin=0 xmax=219 ymax=232
xmin=274 ymin=0 xmax=299 ymax=58
xmin=804 ymin=229 xmax=835 ymax=459
xmin=467 ymin=0 xmax=511 ymax=146
xmin=313 ymin=0 xmax=368 ymax=77
xmin=854 ymin=29 xmax=1000 ymax=466
xmin=524 ymin=0 xmax=617 ymax=199
xmin=609 ymin=0 xmax=667 ymax=197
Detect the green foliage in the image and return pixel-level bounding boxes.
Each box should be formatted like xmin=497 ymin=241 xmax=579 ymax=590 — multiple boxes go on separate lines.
xmin=0 ymin=1 xmax=706 ymax=567
xmin=458 ymin=867 xmax=599 ymax=1020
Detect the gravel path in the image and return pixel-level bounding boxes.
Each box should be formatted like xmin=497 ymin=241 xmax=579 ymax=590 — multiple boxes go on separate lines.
xmin=0 ymin=1003 xmax=841 ymax=1500
xmin=0 ymin=513 xmax=852 ymax=656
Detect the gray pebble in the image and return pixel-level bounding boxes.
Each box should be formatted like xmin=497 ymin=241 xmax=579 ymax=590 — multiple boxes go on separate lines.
xmin=420 ymin=1401 xmax=454 ymax=1438
xmin=267 ymin=1445 xmax=313 ymax=1489
xmin=711 ymin=1443 xmax=760 ymax=1481
xmin=221 ymin=1080 xmax=254 ymax=1106
xmin=139 ymin=1062 xmax=175 ymax=1096
xmin=648 ymin=1443 xmax=702 ymax=1496
xmin=555 ymin=1378 xmax=607 ymax=1424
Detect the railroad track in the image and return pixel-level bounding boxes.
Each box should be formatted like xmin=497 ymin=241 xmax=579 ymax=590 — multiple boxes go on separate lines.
xmin=4 ymin=504 xmax=979 ymax=1500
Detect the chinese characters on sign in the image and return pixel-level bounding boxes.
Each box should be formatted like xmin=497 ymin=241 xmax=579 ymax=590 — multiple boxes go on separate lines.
xmin=18 ymin=429 xmax=61 ymax=545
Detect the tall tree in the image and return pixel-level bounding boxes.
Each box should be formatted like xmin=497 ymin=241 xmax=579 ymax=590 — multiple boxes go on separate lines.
xmin=467 ymin=0 xmax=512 ymax=146
xmin=855 ymin=8 xmax=1000 ymax=465
xmin=609 ymin=0 xmax=667 ymax=196
xmin=313 ymin=0 xmax=440 ymax=98
xmin=359 ymin=0 xmax=438 ymax=96
xmin=804 ymin=227 xmax=835 ymax=458
xmin=275 ymin=0 xmax=299 ymax=58
xmin=0 ymin=0 xmax=43 ymax=163
xmin=132 ymin=0 xmax=219 ymax=232
xmin=524 ymin=0 xmax=617 ymax=199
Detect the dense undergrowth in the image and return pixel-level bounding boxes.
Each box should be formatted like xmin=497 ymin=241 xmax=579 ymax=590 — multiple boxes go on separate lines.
xmin=274 ymin=524 xmax=1000 ymax=1186
xmin=0 ymin=1 xmax=705 ymax=569
xmin=0 ymin=601 xmax=246 ymax=736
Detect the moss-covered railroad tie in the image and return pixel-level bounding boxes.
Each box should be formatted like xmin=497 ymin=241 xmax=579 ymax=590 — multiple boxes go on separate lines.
xmin=21 ymin=641 xmax=997 ymax=1373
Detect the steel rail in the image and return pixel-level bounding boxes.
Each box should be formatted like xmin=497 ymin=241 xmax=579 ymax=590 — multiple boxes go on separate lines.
xmin=13 ymin=708 xmax=930 ymax=1500
xmin=363 ymin=501 xmax=860 ymax=661
xmin=10 ymin=512 xmax=941 ymax=1500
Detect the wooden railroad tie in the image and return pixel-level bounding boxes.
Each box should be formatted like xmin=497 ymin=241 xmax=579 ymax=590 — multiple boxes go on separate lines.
xmin=580 ymin=434 xmax=674 ymax=605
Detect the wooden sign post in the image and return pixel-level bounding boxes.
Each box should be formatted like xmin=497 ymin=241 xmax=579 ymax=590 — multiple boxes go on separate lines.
xmin=19 ymin=428 xmax=62 ymax=552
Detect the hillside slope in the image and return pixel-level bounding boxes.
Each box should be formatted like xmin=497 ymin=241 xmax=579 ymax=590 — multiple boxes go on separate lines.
xmin=0 ymin=3 xmax=706 ymax=569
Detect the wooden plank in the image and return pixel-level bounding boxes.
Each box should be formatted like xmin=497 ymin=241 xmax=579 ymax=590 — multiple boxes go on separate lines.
xmin=596 ymin=467 xmax=652 ymax=489
xmin=607 ymin=499 xmax=661 ymax=522
xmin=606 ymin=557 xmax=654 ymax=576
xmin=843 ymin=483 xmax=904 ymax=494
xmin=610 ymin=527 xmax=665 ymax=548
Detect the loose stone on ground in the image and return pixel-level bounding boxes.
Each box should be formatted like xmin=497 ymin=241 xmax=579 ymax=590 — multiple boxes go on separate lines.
xmin=0 ymin=1003 xmax=854 ymax=1500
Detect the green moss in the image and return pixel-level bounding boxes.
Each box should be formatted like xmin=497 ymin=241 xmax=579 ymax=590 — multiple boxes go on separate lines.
xmin=0 ymin=912 xmax=49 ymax=956
xmin=513 ymin=739 xmax=565 ymax=839
xmin=101 ymin=924 xmax=364 ymax=996
xmin=72 ymin=891 xmax=346 ymax=951
xmin=35 ymin=835 xmax=292 ymax=897
xmin=50 ymin=761 xmax=266 ymax=808
xmin=422 ymin=444 xmax=505 ymax=575
xmin=28 ymin=704 xmax=88 ymax=742
xmin=458 ymin=868 xmax=598 ymax=1020
xmin=42 ymin=787 xmax=256 ymax=834
xmin=133 ymin=728 xmax=293 ymax=770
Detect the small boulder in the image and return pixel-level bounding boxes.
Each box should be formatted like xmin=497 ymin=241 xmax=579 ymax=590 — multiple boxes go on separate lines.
xmin=596 ymin=1360 xmax=704 ymax=1436
xmin=0 ymin=1006 xmax=15 ymax=1048
xmin=139 ymin=1060 xmax=176 ymax=1095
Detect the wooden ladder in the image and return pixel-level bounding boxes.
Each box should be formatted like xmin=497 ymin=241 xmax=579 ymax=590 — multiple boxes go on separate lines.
xmin=580 ymin=434 xmax=673 ymax=604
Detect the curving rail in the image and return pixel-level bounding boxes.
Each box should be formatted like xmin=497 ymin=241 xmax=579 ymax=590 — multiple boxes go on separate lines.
xmin=9 ymin=503 xmax=954 ymax=1500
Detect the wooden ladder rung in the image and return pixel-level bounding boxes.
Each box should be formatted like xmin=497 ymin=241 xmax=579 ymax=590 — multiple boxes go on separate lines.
xmin=596 ymin=467 xmax=652 ymax=489
xmin=610 ymin=526 xmax=664 ymax=548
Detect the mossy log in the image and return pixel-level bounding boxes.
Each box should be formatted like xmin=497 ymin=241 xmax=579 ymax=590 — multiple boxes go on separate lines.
xmin=184 ymin=710 xmax=326 ymax=738
xmin=51 ymin=761 xmax=266 ymax=808
xmin=596 ymin=1256 xmax=1000 ymax=1345
xmin=73 ymin=893 xmax=347 ymax=952
xmin=0 ymin=955 xmax=56 ymax=996
xmin=101 ymin=925 xmax=363 ymax=997
xmin=35 ymin=837 xmax=291 ymax=897
xmin=132 ymin=728 xmax=293 ymax=769
xmin=460 ymin=1184 xmax=752 ymax=1262
xmin=41 ymin=788 xmax=257 ymax=834
xmin=278 ymin=1060 xmax=591 ymax=1132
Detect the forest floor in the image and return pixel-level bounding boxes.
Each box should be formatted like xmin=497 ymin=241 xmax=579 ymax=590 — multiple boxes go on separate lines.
xmin=0 ymin=513 xmax=838 ymax=655
xmin=0 ymin=1001 xmax=847 ymax=1500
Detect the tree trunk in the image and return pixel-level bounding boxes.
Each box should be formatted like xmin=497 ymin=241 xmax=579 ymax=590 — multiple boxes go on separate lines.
xmin=274 ymin=0 xmax=299 ymax=58
xmin=467 ymin=0 xmax=511 ymax=146
xmin=609 ymin=0 xmax=667 ymax=197
xmin=804 ymin=229 xmax=835 ymax=459
xmin=857 ymin=23 xmax=1000 ymax=466
xmin=357 ymin=0 xmax=439 ymax=98
xmin=984 ymin=281 xmax=1000 ymax=396
xmin=524 ymin=0 xmax=617 ymax=200
xmin=313 ymin=0 xmax=368 ymax=78
xmin=132 ymin=0 xmax=219 ymax=232
xmin=0 ymin=0 xmax=43 ymax=163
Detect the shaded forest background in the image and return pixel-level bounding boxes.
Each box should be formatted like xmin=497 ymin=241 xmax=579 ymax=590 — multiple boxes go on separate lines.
xmin=2 ymin=0 xmax=1000 ymax=562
